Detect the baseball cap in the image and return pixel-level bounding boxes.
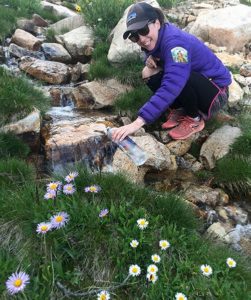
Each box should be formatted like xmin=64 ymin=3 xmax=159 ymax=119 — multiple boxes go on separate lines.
xmin=123 ymin=2 xmax=159 ymax=40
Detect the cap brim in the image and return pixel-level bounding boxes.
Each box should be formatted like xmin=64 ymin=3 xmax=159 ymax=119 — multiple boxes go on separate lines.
xmin=123 ymin=20 xmax=149 ymax=40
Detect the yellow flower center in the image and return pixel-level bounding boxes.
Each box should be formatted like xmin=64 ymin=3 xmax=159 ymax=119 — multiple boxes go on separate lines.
xmin=150 ymin=267 xmax=155 ymax=272
xmin=100 ymin=295 xmax=106 ymax=300
xmin=14 ymin=279 xmax=22 ymax=287
xmin=204 ymin=267 xmax=209 ymax=272
xmin=229 ymin=261 xmax=233 ymax=266
xmin=67 ymin=186 xmax=72 ymax=191
xmin=89 ymin=186 xmax=97 ymax=192
xmin=50 ymin=183 xmax=58 ymax=190
xmin=41 ymin=225 xmax=48 ymax=231
xmin=132 ymin=267 xmax=138 ymax=273
xmin=55 ymin=216 xmax=63 ymax=222
xmin=178 ymin=297 xmax=184 ymax=300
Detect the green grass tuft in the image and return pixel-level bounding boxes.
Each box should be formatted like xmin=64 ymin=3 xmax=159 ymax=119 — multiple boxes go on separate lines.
xmin=0 ymin=67 xmax=50 ymax=125
xmin=0 ymin=132 xmax=30 ymax=158
xmin=213 ymin=156 xmax=251 ymax=195
xmin=0 ymin=158 xmax=35 ymax=187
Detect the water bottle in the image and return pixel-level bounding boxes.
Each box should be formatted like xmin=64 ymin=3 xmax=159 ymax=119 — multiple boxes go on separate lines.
xmin=107 ymin=127 xmax=147 ymax=166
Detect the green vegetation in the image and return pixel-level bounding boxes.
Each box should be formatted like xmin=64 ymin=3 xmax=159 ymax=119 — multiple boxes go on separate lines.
xmin=0 ymin=0 xmax=62 ymax=40
xmin=0 ymin=0 xmax=250 ymax=298
xmin=0 ymin=67 xmax=50 ymax=125
xmin=0 ymin=168 xmax=250 ymax=299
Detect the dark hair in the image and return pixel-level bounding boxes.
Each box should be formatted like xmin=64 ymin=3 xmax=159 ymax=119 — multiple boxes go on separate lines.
xmin=154 ymin=7 xmax=166 ymax=26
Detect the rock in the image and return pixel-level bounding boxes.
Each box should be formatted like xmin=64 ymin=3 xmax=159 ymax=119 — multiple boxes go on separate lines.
xmin=19 ymin=56 xmax=70 ymax=84
xmin=240 ymin=63 xmax=251 ymax=77
xmin=16 ymin=19 xmax=36 ymax=34
xmin=166 ymin=137 xmax=194 ymax=156
xmin=206 ymin=222 xmax=230 ymax=243
xmin=71 ymin=79 xmax=132 ymax=109
xmin=200 ymin=125 xmax=242 ymax=169
xmin=32 ymin=14 xmax=48 ymax=27
xmin=49 ymin=14 xmax=85 ymax=34
xmin=9 ymin=43 xmax=45 ymax=59
xmin=1 ymin=109 xmax=41 ymax=134
xmin=41 ymin=1 xmax=77 ymax=17
xmin=11 ymin=28 xmax=42 ymax=51
xmin=228 ymin=76 xmax=244 ymax=107
xmin=42 ymin=42 xmax=72 ymax=63
xmin=189 ymin=5 xmax=251 ymax=53
xmin=184 ymin=185 xmax=228 ymax=207
xmin=58 ymin=26 xmax=94 ymax=63
xmin=215 ymin=52 xmax=245 ymax=69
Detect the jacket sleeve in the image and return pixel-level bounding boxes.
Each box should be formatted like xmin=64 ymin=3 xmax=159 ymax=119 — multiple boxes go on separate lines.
xmin=138 ymin=42 xmax=192 ymax=124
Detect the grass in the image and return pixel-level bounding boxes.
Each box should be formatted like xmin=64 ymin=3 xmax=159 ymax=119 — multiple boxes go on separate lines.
xmin=0 ymin=67 xmax=50 ymax=125
xmin=0 ymin=167 xmax=250 ymax=299
xmin=0 ymin=0 xmax=62 ymax=40
xmin=0 ymin=0 xmax=251 ymax=298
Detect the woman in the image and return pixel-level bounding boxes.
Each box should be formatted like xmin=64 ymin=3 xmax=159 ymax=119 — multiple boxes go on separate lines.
xmin=112 ymin=2 xmax=231 ymax=141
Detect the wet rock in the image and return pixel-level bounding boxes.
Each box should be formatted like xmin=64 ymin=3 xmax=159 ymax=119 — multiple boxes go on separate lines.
xmin=9 ymin=43 xmax=45 ymax=59
xmin=42 ymin=42 xmax=72 ymax=63
xmin=11 ymin=29 xmax=42 ymax=51
xmin=200 ymin=125 xmax=242 ymax=169
xmin=19 ymin=56 xmax=70 ymax=84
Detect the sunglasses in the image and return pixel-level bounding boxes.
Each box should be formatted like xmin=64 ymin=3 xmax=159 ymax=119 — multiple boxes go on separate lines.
xmin=128 ymin=20 xmax=155 ymax=43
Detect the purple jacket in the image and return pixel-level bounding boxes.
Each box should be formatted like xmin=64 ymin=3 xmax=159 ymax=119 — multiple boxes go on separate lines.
xmin=138 ymin=23 xmax=232 ymax=124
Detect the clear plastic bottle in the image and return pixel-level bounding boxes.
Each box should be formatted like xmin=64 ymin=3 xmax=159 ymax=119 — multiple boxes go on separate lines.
xmin=107 ymin=127 xmax=147 ymax=166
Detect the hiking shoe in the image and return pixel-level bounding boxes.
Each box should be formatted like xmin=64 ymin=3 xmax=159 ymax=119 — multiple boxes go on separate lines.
xmin=168 ymin=116 xmax=205 ymax=140
xmin=161 ymin=108 xmax=185 ymax=129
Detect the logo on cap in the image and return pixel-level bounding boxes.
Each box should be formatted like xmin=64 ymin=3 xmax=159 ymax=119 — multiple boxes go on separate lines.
xmin=127 ymin=12 xmax=137 ymax=23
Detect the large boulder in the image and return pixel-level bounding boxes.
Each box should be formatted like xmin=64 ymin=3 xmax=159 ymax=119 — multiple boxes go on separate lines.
xmin=189 ymin=4 xmax=251 ymax=53
xmin=200 ymin=125 xmax=242 ymax=169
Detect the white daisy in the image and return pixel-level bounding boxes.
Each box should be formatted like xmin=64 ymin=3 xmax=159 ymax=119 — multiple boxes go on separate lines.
xmin=97 ymin=290 xmax=110 ymax=300
xmin=200 ymin=264 xmax=213 ymax=276
xmin=129 ymin=264 xmax=141 ymax=277
xmin=50 ymin=212 xmax=69 ymax=229
xmin=146 ymin=272 xmax=158 ymax=283
xmin=6 ymin=271 xmax=30 ymax=294
xmin=175 ymin=292 xmax=188 ymax=300
xmin=65 ymin=172 xmax=78 ymax=183
xmin=63 ymin=184 xmax=76 ymax=195
xmin=137 ymin=218 xmax=149 ymax=230
xmin=44 ymin=190 xmax=56 ymax=200
xmin=226 ymin=258 xmax=236 ymax=268
xmin=147 ymin=264 xmax=158 ymax=274
xmin=159 ymin=240 xmax=170 ymax=250
xmin=151 ymin=254 xmax=161 ymax=263
xmin=130 ymin=240 xmax=139 ymax=248
xmin=47 ymin=181 xmax=61 ymax=192
xmin=36 ymin=222 xmax=52 ymax=234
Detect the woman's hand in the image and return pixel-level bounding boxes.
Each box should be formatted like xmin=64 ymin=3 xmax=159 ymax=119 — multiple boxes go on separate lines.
xmin=112 ymin=117 xmax=145 ymax=142
xmin=145 ymin=55 xmax=159 ymax=69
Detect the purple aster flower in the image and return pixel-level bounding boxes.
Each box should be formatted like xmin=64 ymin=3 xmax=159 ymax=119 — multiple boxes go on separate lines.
xmin=44 ymin=190 xmax=56 ymax=200
xmin=46 ymin=181 xmax=62 ymax=192
xmin=84 ymin=185 xmax=101 ymax=193
xmin=99 ymin=208 xmax=109 ymax=218
xmin=6 ymin=271 xmax=30 ymax=294
xmin=50 ymin=212 xmax=69 ymax=229
xmin=63 ymin=183 xmax=76 ymax=195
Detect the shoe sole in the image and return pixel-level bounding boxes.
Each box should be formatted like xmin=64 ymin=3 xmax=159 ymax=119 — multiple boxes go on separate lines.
xmin=169 ymin=122 xmax=205 ymax=140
